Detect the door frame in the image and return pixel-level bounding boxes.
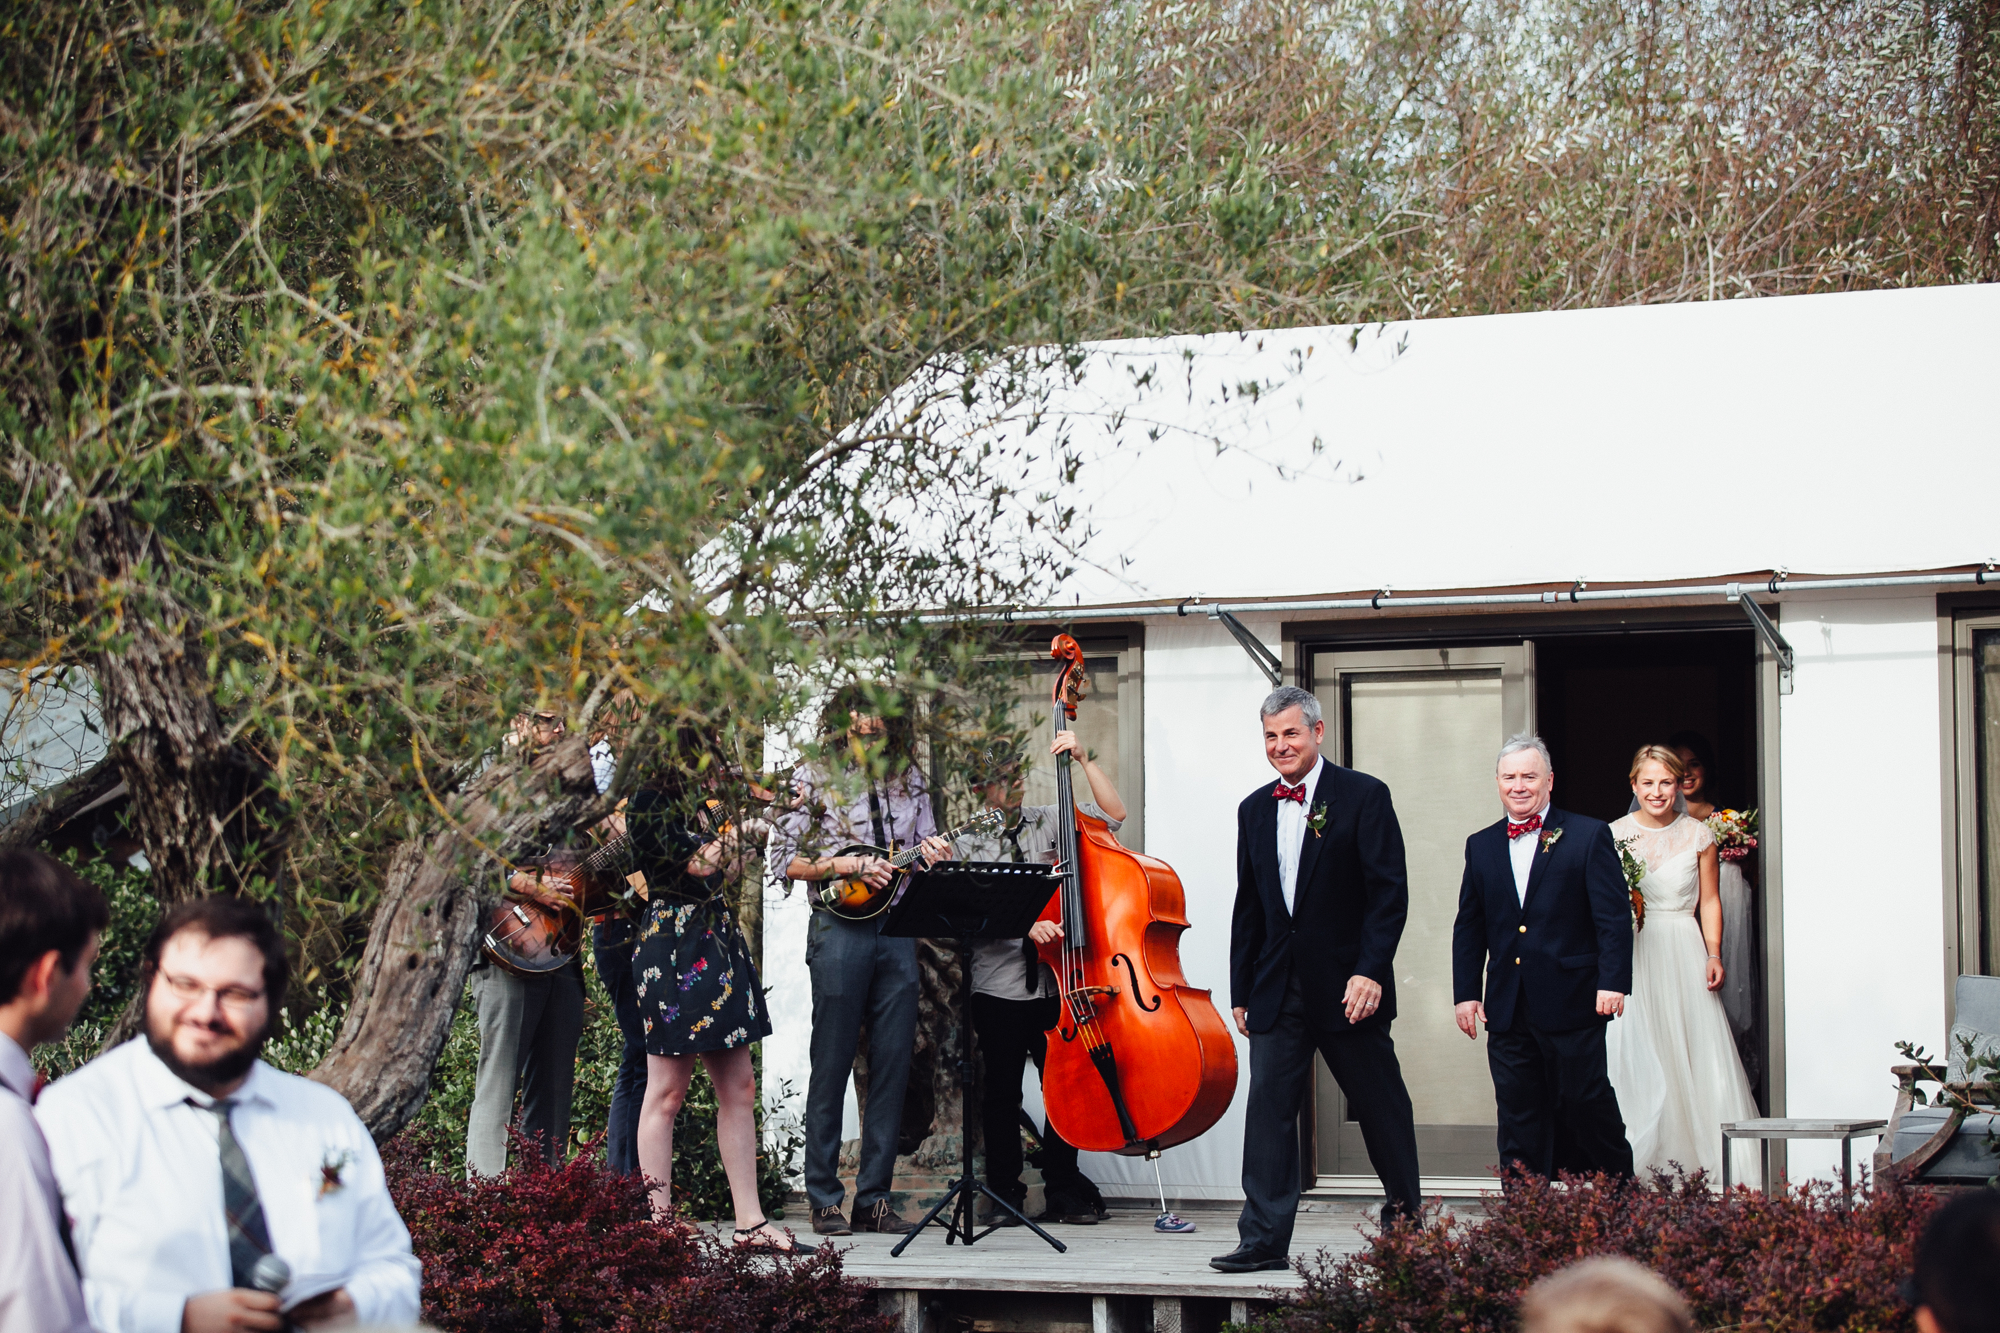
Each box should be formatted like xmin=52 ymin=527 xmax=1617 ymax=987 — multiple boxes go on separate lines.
xmin=1283 ymin=608 xmax=1782 ymax=1194
xmin=1299 ymin=640 xmax=1536 ymax=1197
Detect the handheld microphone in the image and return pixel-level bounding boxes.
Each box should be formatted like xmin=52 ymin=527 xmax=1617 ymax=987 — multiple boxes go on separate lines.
xmin=249 ymin=1253 xmax=291 ymax=1294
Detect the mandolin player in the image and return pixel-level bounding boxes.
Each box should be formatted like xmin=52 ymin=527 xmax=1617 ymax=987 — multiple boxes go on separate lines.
xmin=770 ymin=686 xmax=950 ymax=1238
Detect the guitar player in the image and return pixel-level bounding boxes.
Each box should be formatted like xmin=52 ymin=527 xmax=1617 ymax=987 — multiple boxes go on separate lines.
xmin=771 ymin=686 xmax=950 ymax=1238
xmin=466 ymin=708 xmax=589 ymax=1177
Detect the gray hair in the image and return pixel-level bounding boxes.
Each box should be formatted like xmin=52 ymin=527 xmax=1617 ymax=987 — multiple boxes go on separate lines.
xmin=1497 ymin=732 xmax=1553 ymax=772
xmin=1259 ymin=685 xmax=1322 ymax=727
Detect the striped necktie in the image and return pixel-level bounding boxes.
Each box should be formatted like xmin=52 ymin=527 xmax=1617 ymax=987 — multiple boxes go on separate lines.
xmin=189 ymin=1098 xmax=272 ymax=1287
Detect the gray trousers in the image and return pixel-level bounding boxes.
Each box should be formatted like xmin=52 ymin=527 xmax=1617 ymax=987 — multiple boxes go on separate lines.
xmin=466 ymin=960 xmax=586 ymax=1177
xmin=804 ymin=911 xmax=919 ymax=1211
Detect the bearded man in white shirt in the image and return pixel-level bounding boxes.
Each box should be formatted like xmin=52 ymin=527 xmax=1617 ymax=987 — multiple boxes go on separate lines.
xmin=39 ymin=895 xmax=421 ymax=1333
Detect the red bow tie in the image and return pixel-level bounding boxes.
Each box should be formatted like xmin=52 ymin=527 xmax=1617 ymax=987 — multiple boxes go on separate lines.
xmin=1508 ymin=813 xmax=1544 ymax=840
xmin=1274 ymin=781 xmax=1308 ymax=804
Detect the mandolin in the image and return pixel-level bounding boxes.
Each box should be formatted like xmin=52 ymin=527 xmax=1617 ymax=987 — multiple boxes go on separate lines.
xmin=481 ymin=832 xmax=645 ymax=977
xmin=813 ymin=807 xmax=1006 ymax=921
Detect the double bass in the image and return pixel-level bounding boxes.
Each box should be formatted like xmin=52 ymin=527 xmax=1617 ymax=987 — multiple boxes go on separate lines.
xmin=1035 ymin=634 xmax=1238 ymax=1155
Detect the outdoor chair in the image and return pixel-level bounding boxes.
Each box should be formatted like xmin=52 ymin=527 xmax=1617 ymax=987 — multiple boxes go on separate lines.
xmin=1881 ymin=974 xmax=2000 ymax=1184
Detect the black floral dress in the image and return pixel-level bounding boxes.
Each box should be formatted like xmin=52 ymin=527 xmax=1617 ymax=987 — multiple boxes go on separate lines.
xmin=625 ymin=789 xmax=771 ymax=1057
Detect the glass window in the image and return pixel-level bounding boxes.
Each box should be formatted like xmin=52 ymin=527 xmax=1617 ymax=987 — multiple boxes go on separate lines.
xmin=1010 ymin=655 xmax=1123 ymax=817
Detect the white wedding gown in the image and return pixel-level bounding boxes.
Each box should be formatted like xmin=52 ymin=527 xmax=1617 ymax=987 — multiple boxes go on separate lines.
xmin=1605 ymin=814 xmax=1762 ymax=1187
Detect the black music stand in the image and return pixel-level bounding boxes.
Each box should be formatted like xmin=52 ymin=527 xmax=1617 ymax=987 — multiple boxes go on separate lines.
xmin=882 ymin=861 xmax=1068 ymax=1257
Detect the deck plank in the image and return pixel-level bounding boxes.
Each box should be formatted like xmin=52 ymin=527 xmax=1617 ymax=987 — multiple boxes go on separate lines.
xmin=814 ymin=1207 xmax=1375 ymax=1298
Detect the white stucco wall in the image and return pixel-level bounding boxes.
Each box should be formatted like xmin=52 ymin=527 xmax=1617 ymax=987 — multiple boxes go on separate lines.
xmin=1777 ymin=594 xmax=1950 ymax=1182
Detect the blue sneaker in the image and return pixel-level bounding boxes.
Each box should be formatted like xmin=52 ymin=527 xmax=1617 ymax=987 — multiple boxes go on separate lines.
xmin=1154 ymin=1211 xmax=1196 ymax=1233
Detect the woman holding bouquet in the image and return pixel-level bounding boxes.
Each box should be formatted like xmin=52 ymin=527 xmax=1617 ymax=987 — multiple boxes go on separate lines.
xmin=1668 ymin=731 xmax=1757 ymax=1067
xmin=1605 ymin=745 xmax=1760 ymax=1187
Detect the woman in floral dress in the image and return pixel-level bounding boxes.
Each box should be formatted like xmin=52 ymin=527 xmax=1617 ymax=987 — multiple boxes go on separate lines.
xmin=625 ymin=778 xmax=789 ymax=1248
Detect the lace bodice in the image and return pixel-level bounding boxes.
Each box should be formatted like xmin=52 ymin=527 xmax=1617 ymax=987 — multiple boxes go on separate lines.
xmin=1608 ymin=813 xmax=1713 ymax=913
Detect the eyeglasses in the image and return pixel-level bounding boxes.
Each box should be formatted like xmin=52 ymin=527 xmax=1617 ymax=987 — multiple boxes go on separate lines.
xmin=158 ymin=972 xmax=266 ymax=1013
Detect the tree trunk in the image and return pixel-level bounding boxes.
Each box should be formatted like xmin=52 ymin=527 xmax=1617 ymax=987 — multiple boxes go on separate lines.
xmin=65 ymin=501 xmax=276 ymax=902
xmin=311 ymin=733 xmax=604 ymax=1142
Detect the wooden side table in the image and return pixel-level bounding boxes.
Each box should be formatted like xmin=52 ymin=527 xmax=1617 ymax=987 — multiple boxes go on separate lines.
xmin=1720 ymin=1118 xmax=1887 ymax=1200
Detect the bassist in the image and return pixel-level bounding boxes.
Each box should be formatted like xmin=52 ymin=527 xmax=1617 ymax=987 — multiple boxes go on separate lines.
xmin=960 ymin=730 xmax=1122 ymax=1226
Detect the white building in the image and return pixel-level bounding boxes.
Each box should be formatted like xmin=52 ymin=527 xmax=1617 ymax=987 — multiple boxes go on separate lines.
xmin=762 ymin=282 xmax=2000 ymax=1199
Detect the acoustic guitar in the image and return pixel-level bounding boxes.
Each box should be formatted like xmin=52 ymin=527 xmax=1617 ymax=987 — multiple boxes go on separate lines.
xmin=813 ymin=807 xmax=1006 ymax=921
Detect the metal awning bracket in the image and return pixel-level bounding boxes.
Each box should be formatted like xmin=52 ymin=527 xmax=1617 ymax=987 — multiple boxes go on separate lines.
xmin=1209 ymin=607 xmax=1283 ymax=687
xmin=1727 ymin=582 xmax=1795 ymax=695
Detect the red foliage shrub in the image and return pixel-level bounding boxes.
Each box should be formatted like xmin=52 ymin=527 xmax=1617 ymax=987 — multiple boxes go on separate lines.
xmin=1254 ymin=1170 xmax=1938 ymax=1333
xmin=383 ymin=1132 xmax=892 ymax=1333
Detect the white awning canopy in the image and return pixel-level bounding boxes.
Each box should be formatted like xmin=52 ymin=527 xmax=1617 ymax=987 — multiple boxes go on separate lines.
xmin=968 ymin=283 xmax=2000 ymax=609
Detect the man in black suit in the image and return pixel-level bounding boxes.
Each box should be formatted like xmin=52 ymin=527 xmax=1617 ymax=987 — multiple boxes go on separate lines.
xmin=1212 ymin=686 xmax=1422 ymax=1273
xmin=1451 ymin=733 xmax=1635 ymax=1180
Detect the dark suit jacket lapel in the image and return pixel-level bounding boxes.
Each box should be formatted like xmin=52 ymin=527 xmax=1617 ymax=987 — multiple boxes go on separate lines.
xmin=1291 ymin=761 xmax=1330 ymax=906
xmin=1481 ymin=822 xmax=1519 ymax=921
xmin=1520 ymin=807 xmax=1565 ymax=913
xmin=1249 ymin=781 xmax=1285 ymax=918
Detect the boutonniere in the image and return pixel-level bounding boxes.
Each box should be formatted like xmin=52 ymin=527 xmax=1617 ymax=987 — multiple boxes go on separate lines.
xmin=318 ymin=1148 xmax=354 ymax=1198
xmin=1539 ymin=827 xmax=1564 ymax=854
xmin=1306 ymin=801 xmax=1328 ymax=838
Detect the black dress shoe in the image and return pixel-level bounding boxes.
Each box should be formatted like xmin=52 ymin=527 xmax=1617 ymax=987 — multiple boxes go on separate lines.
xmin=1209 ymin=1245 xmax=1288 ymax=1273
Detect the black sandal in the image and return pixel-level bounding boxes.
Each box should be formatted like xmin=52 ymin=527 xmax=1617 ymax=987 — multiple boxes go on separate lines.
xmin=734 ymin=1219 xmax=815 ymax=1254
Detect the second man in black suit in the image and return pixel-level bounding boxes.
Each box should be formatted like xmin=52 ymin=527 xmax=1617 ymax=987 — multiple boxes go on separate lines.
xmin=1213 ymin=686 xmax=1422 ymax=1273
xmin=1450 ymin=733 xmax=1635 ymax=1181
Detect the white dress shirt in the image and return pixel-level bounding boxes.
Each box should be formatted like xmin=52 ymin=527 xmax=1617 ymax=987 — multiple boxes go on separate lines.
xmin=37 ymin=1038 xmax=422 ymax=1333
xmin=0 ymin=1032 xmax=91 ymax=1333
xmin=1507 ymin=801 xmax=1551 ymax=906
xmin=1275 ymin=755 xmax=1326 ymax=915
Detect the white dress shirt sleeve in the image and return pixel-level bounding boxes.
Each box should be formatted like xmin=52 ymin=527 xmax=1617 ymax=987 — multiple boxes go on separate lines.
xmin=37 ymin=1068 xmax=192 ymax=1333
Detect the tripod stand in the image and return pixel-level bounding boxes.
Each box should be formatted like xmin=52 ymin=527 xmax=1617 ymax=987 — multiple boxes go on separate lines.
xmin=881 ymin=863 xmax=1067 ymax=1258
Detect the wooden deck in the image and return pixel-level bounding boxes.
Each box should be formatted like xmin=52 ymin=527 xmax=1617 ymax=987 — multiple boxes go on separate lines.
xmin=813 ymin=1201 xmax=1387 ymax=1333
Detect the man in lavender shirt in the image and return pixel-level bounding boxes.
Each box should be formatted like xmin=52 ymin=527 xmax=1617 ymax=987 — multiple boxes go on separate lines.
xmin=771 ymin=687 xmax=949 ymax=1237
xmin=0 ymin=848 xmax=105 ymax=1333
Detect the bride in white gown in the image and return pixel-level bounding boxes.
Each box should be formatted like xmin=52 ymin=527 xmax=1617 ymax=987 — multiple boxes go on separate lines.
xmin=1606 ymin=745 xmax=1761 ymax=1187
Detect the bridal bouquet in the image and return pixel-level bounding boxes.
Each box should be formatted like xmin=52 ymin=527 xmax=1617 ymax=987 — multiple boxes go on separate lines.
xmin=1705 ymin=808 xmax=1760 ymax=863
xmin=1614 ymin=837 xmax=1647 ymax=931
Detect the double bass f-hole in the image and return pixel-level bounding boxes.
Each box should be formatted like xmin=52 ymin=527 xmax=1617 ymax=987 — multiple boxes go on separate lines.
xmin=1111 ymin=953 xmax=1161 ymax=1011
